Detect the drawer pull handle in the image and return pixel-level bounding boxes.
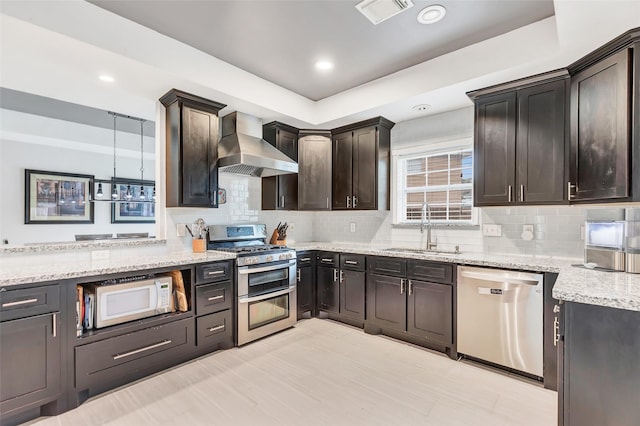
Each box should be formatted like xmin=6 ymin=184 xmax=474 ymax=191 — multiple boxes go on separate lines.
xmin=113 ymin=340 xmax=172 ymax=360
xmin=300 ymin=257 xmax=311 ymax=262
xmin=2 ymin=298 xmax=38 ymax=308
xmin=207 ymin=270 xmax=225 ymax=276
xmin=208 ymin=324 xmax=225 ymax=333
xmin=344 ymin=260 xmax=358 ymax=265
xmin=207 ymin=295 xmax=224 ymax=301
xmin=321 ymin=258 xmax=333 ymax=263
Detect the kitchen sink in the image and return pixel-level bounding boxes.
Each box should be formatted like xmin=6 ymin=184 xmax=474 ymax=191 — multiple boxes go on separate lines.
xmin=382 ymin=247 xmax=462 ymax=255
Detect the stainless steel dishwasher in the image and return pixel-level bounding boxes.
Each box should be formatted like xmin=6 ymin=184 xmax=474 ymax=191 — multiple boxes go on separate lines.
xmin=457 ymin=265 xmax=543 ymax=377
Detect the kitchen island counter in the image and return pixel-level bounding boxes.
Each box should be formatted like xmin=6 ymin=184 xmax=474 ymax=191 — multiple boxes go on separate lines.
xmin=0 ymin=245 xmax=236 ymax=287
xmin=289 ymin=242 xmax=640 ymax=312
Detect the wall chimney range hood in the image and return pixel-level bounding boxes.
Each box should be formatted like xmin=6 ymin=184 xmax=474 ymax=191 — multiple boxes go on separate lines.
xmin=218 ymin=111 xmax=298 ymax=177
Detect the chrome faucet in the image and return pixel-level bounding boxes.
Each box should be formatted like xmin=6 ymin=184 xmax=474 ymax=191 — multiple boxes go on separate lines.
xmin=420 ymin=202 xmax=437 ymax=251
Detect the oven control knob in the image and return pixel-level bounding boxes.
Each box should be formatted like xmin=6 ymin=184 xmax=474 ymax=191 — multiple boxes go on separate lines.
xmin=279 ymin=253 xmax=291 ymax=260
xmin=265 ymin=255 xmax=273 ymax=262
xmin=246 ymin=256 xmax=259 ymax=265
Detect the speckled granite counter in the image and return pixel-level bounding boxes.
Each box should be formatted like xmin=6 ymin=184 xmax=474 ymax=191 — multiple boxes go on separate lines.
xmin=0 ymin=245 xmax=235 ymax=286
xmin=0 ymin=238 xmax=166 ymax=254
xmin=291 ymin=242 xmax=640 ymax=312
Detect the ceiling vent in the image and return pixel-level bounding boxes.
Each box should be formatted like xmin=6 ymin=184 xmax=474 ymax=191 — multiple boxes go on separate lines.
xmin=356 ymin=0 xmax=414 ymax=25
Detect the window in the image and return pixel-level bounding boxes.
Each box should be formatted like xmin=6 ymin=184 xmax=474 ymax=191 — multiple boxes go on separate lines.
xmin=395 ymin=146 xmax=475 ymax=225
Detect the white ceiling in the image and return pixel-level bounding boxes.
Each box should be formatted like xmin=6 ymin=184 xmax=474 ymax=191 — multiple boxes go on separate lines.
xmin=1 ymin=1 xmax=639 ymax=129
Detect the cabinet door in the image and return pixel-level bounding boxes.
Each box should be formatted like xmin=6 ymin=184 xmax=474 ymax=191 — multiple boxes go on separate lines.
xmin=474 ymin=92 xmax=517 ymax=206
xmin=181 ymin=106 xmax=218 ymax=207
xmin=366 ymin=273 xmax=406 ymax=332
xmin=517 ymin=80 xmax=567 ymax=204
xmin=332 ymin=131 xmax=353 ymax=209
xmin=406 ymin=280 xmax=452 ymax=344
xmin=297 ymin=265 xmax=315 ymax=316
xmin=277 ymin=129 xmax=299 ymax=210
xmin=352 ymin=126 xmax=377 ymax=210
xmin=316 ymin=267 xmax=339 ymax=314
xmin=339 ymin=270 xmax=365 ymax=321
xmin=298 ymin=135 xmax=332 ymax=210
xmin=0 ymin=313 xmax=60 ymax=414
xmin=570 ymin=48 xmax=630 ymax=201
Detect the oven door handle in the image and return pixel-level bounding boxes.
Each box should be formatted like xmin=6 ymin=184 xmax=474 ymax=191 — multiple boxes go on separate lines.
xmin=238 ymin=287 xmax=295 ymax=304
xmin=237 ymin=260 xmax=296 ymax=275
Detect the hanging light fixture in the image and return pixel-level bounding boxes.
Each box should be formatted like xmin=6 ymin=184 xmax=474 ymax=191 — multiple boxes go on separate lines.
xmin=111 ymin=112 xmax=119 ymax=200
xmin=96 ymin=182 xmax=103 ymax=198
xmin=139 ymin=119 xmax=146 ymax=200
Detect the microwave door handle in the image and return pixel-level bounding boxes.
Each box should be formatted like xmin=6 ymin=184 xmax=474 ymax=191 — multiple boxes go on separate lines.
xmin=155 ymin=279 xmax=162 ymax=311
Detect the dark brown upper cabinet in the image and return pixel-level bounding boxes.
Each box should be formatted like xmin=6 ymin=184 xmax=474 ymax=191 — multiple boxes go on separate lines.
xmin=470 ymin=72 xmax=568 ymax=206
xmin=331 ymin=117 xmax=394 ymax=210
xmin=298 ymin=131 xmax=332 ymax=210
xmin=261 ymin=122 xmax=299 ymax=210
xmin=160 ymin=89 xmax=226 ymax=208
xmin=568 ymin=33 xmax=638 ymax=202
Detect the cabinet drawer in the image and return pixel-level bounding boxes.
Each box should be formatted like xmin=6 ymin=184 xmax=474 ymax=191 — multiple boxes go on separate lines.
xmin=195 ymin=281 xmax=232 ymax=316
xmin=340 ymin=254 xmax=365 ymax=271
xmin=196 ymin=310 xmax=233 ymax=348
xmin=367 ymin=256 xmax=407 ymax=277
xmin=75 ymin=318 xmax=193 ymax=390
xmin=196 ymin=261 xmax=232 ymax=284
xmin=317 ymin=252 xmax=339 ymax=267
xmin=297 ymin=252 xmax=314 ymax=267
xmin=0 ymin=285 xmax=60 ymax=322
xmin=407 ymin=260 xmax=454 ymax=285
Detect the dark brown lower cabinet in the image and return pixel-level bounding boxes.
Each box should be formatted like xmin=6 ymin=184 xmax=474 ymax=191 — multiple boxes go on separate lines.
xmin=0 ymin=313 xmax=61 ymax=417
xmin=366 ymin=273 xmax=406 ymax=332
xmin=297 ymin=264 xmax=315 ymax=317
xmin=316 ymin=266 xmax=339 ymax=314
xmin=560 ymin=302 xmax=640 ymax=426
xmin=339 ymin=270 xmax=365 ymax=321
xmin=406 ymin=280 xmax=452 ymax=344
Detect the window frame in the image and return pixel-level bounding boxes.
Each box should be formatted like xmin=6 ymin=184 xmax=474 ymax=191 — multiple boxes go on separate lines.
xmin=392 ymin=137 xmax=478 ymax=226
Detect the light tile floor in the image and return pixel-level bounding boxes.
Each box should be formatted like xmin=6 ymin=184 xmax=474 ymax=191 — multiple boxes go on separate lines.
xmin=26 ymin=318 xmax=556 ymax=425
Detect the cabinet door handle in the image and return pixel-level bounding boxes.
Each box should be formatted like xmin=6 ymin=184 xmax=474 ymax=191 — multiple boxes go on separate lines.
xmin=297 ymin=270 xmax=301 ymax=282
xmin=113 ymin=340 xmax=172 ymax=360
xmin=353 ymin=196 xmax=357 ymax=208
xmin=300 ymin=257 xmax=311 ymax=262
xmin=208 ymin=324 xmax=225 ymax=333
xmin=207 ymin=270 xmax=225 ymax=276
xmin=52 ymin=312 xmax=57 ymax=338
xmin=553 ymin=316 xmax=560 ymax=347
xmin=520 ymin=185 xmax=524 ymax=202
xmin=281 ymin=195 xmax=285 ymax=208
xmin=333 ymin=268 xmax=338 ymax=282
xmin=400 ymin=279 xmax=405 ymax=294
xmin=408 ymin=280 xmax=413 ymax=296
xmin=567 ymin=182 xmax=576 ymax=200
xmin=207 ymin=295 xmax=224 ymax=301
xmin=344 ymin=260 xmax=358 ymax=265
xmin=346 ymin=196 xmax=351 ymax=208
xmin=340 ymin=270 xmax=344 ymax=283
xmin=326 ymin=198 xmax=329 ymax=209
xmin=508 ymin=185 xmax=513 ymax=203
xmin=2 ymin=298 xmax=38 ymax=308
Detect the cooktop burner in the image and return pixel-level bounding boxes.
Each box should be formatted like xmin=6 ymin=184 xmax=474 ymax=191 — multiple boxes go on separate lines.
xmin=212 ymin=244 xmax=289 ymax=254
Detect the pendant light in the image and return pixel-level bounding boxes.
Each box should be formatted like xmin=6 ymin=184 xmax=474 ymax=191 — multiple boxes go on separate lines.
xmin=139 ymin=119 xmax=146 ymax=200
xmin=111 ymin=113 xmax=118 ymax=200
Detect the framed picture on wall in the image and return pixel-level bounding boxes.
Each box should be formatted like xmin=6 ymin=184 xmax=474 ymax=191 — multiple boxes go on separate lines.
xmin=25 ymin=169 xmax=94 ymax=224
xmin=111 ymin=179 xmax=156 ymax=223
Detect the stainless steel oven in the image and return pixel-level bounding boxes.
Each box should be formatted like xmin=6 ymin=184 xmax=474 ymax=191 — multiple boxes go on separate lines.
xmin=207 ymin=224 xmax=297 ymax=346
xmin=237 ymin=259 xmax=296 ymax=345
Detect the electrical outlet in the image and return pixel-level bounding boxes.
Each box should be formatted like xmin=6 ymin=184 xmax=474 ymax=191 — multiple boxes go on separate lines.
xmin=350 ymin=222 xmax=356 ymax=233
xmin=289 ymin=223 xmax=295 ymax=232
xmin=522 ymin=224 xmax=534 ymax=233
xmin=91 ymin=250 xmax=110 ymax=261
xmin=482 ymin=224 xmax=502 ymax=237
xmin=176 ymin=223 xmax=186 ymax=237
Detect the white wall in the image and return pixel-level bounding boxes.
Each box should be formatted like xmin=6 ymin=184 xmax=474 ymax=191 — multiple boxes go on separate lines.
xmin=0 ymin=109 xmax=155 ymax=244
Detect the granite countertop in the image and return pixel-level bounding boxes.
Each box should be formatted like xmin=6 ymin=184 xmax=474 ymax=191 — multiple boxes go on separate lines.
xmin=291 ymin=242 xmax=640 ymax=312
xmin=0 ymin=245 xmax=236 ymax=286
xmin=0 ymin=238 xmax=166 ymax=254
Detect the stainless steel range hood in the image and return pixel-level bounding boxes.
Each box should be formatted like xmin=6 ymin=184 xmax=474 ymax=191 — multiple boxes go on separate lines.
xmin=218 ymin=111 xmax=298 ymax=177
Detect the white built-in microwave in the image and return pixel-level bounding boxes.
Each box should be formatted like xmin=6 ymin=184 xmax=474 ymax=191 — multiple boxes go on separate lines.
xmin=85 ymin=276 xmax=173 ymax=329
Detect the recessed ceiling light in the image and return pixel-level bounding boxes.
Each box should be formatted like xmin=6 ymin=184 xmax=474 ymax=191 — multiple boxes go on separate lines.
xmin=412 ymin=104 xmax=431 ymax=112
xmin=417 ymin=4 xmax=446 ymax=24
xmin=99 ymin=74 xmax=115 ymax=83
xmin=315 ymin=61 xmax=334 ymax=71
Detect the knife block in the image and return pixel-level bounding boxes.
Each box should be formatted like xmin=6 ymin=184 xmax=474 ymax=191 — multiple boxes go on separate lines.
xmin=269 ymin=229 xmax=286 ymax=245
